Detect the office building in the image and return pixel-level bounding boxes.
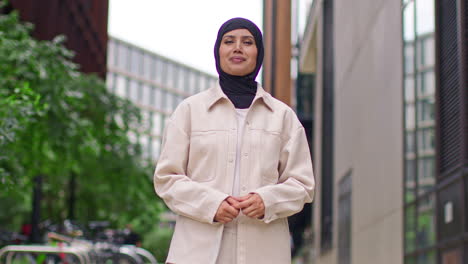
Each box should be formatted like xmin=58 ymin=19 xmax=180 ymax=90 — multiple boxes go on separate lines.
xmin=295 ymin=0 xmax=468 ymax=263
xmin=106 ymin=37 xmax=218 ymax=162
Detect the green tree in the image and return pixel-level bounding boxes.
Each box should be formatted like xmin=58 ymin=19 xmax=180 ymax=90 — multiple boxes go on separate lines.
xmin=0 ymin=3 xmax=162 ymax=233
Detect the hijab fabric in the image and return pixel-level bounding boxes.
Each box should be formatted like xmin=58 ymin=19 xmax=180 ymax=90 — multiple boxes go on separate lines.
xmin=214 ymin=17 xmax=264 ymax=109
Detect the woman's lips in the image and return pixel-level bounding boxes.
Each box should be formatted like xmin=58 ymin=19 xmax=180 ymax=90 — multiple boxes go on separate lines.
xmin=230 ymin=56 xmax=245 ymax=63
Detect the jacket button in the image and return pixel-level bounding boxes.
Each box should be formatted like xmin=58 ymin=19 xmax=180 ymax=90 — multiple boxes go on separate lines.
xmin=244 ymin=153 xmax=248 ymax=157
xmin=228 ymin=158 xmax=234 ymax=163
xmin=242 ymin=186 xmax=247 ymax=191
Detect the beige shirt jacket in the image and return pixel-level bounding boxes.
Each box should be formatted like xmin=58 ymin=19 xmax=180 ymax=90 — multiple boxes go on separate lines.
xmin=154 ymin=83 xmax=315 ymax=264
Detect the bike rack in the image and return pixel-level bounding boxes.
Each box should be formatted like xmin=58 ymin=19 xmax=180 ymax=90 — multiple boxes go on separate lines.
xmin=135 ymin=247 xmax=158 ymax=264
xmin=0 ymin=244 xmax=92 ymax=263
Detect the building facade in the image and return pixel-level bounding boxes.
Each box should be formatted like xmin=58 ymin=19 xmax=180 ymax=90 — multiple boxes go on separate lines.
xmin=2 ymin=0 xmax=109 ymax=79
xmin=106 ymin=37 xmax=218 ymax=162
xmin=296 ymin=0 xmax=467 ymax=264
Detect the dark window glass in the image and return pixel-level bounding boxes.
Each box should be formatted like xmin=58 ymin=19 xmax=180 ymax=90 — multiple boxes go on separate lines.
xmin=405 ymin=257 xmax=416 ymax=264
xmin=405 ymin=159 xmax=416 ymax=203
xmin=405 ymin=205 xmax=416 ymax=253
xmin=417 ymin=250 xmax=436 ymax=264
xmin=437 ymin=182 xmax=462 ymax=241
xmin=416 ymin=195 xmax=435 ymax=248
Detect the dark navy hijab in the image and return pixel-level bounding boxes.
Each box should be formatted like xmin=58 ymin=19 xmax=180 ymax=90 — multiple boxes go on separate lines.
xmin=214 ymin=17 xmax=264 ymax=109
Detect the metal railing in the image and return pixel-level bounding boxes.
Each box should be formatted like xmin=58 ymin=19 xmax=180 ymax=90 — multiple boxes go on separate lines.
xmin=0 ymin=232 xmax=158 ymax=264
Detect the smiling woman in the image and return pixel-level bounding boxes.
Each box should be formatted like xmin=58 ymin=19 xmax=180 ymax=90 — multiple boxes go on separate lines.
xmin=219 ymin=29 xmax=258 ymax=76
xmin=153 ymin=17 xmax=315 ymax=264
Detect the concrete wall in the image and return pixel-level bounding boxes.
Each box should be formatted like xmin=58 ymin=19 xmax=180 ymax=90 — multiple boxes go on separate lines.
xmin=306 ymin=0 xmax=404 ymax=263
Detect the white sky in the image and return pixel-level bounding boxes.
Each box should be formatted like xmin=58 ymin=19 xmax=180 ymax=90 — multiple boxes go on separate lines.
xmin=108 ymin=0 xmax=312 ymax=76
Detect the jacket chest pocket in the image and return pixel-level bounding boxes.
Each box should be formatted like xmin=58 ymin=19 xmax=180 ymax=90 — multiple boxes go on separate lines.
xmin=187 ymin=131 xmax=219 ymax=182
xmin=257 ymin=130 xmax=282 ymax=184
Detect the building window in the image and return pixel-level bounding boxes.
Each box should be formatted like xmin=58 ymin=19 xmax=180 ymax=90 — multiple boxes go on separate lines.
xmin=402 ymin=0 xmax=436 ymax=262
xmin=106 ymin=72 xmax=115 ymax=92
xmin=128 ymin=80 xmax=140 ymax=103
xmin=115 ymin=76 xmax=127 ymax=98
xmin=154 ymin=88 xmax=162 ymax=110
xmin=108 ymin=40 xmax=116 ymax=66
xmin=117 ymin=42 xmax=129 ymax=71
xmin=130 ymin=48 xmax=141 ymax=75
xmin=152 ymin=112 xmax=162 ymax=136
xmin=152 ymin=139 xmax=161 ymax=160
xmin=141 ymin=84 xmax=153 ymax=106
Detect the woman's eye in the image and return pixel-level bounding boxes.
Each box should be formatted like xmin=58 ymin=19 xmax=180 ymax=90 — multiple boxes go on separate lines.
xmin=244 ymin=41 xmax=253 ymax=45
xmin=224 ymin=40 xmax=234 ymax=44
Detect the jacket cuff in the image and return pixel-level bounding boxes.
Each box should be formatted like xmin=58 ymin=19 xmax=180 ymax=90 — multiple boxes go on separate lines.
xmin=252 ymin=187 xmax=276 ymax=224
xmin=206 ymin=191 xmax=230 ymax=224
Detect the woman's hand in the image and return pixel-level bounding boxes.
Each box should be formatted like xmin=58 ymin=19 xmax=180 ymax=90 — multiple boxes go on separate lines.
xmin=214 ymin=197 xmax=240 ymax=223
xmin=237 ymin=193 xmax=265 ymax=219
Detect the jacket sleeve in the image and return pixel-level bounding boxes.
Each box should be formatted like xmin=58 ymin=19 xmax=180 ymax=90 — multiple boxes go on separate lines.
xmin=254 ymin=126 xmax=315 ymax=224
xmin=153 ymin=105 xmax=229 ymax=225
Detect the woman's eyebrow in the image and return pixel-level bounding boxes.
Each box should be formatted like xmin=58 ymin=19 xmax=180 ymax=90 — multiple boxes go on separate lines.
xmin=223 ymin=35 xmax=254 ymax=39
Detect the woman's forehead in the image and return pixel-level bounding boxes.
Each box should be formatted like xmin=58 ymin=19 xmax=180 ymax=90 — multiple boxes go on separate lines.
xmin=222 ymin=28 xmax=254 ymax=38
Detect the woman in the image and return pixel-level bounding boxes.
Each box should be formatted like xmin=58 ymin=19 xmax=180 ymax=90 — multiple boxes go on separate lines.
xmin=154 ymin=17 xmax=315 ymax=264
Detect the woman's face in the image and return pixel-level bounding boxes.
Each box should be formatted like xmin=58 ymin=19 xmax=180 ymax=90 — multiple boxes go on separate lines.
xmin=219 ymin=29 xmax=258 ymax=76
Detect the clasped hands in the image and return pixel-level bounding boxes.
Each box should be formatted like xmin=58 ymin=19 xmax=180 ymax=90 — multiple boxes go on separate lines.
xmin=214 ymin=193 xmax=265 ymax=223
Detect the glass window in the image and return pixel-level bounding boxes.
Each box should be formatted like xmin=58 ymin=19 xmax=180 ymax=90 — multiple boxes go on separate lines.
xmin=142 ymin=54 xmax=152 ymax=80
xmin=415 ymin=0 xmax=435 ymax=36
xmin=160 ymin=60 xmax=168 ymax=86
xmin=405 ymin=205 xmax=416 ymax=253
xmin=141 ymin=84 xmax=153 ymax=106
xmin=405 ymin=76 xmax=415 ymax=101
xmin=152 ymin=112 xmax=162 ymax=136
xmin=115 ymin=76 xmax=127 ymax=98
xmin=129 ymin=80 xmax=140 ymax=103
xmin=404 ymin=44 xmax=415 ymax=75
xmin=421 ymin=71 xmax=435 ymax=96
xmin=437 ymin=183 xmax=462 ymax=241
xmin=403 ymin=2 xmax=415 ymax=42
xmin=405 ymin=103 xmax=416 ymax=130
xmin=152 ymin=139 xmax=161 ymax=160
xmin=422 ymin=37 xmax=435 ymax=67
xmin=130 ymin=48 xmax=141 ymax=75
xmin=405 ymin=159 xmax=416 ymax=203
xmin=117 ymin=43 xmax=129 ymax=71
xmin=152 ymin=57 xmax=160 ymax=83
xmin=406 ymin=131 xmax=415 ymax=154
xmin=166 ymin=63 xmax=173 ymax=88
xmin=417 ymin=98 xmax=434 ymax=122
xmin=199 ymin=75 xmax=206 ymax=91
xmin=107 ymin=40 xmax=116 ymax=66
xmin=192 ymin=72 xmax=199 ymax=94
xmin=179 ymin=68 xmax=188 ymax=92
xmin=405 ymin=257 xmax=416 ymax=264
xmin=417 ymin=251 xmax=436 ymax=264
xmin=417 ymin=128 xmax=434 ymax=152
xmin=154 ymin=88 xmax=162 ymax=110
xmin=416 ymin=195 xmax=436 ymax=248
xmin=106 ymin=72 xmax=114 ymax=92
xmin=165 ymin=92 xmax=174 ymax=112
xmin=172 ymin=65 xmax=179 ymax=91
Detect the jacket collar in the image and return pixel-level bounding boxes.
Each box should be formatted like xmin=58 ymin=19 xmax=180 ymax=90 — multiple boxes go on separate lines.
xmin=206 ymin=81 xmax=275 ymax=112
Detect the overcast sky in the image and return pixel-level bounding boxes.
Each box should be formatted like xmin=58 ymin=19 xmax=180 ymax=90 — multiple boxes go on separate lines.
xmin=108 ymin=0 xmax=311 ymax=76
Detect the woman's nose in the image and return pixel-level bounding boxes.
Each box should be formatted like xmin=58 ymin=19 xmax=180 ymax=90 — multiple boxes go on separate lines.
xmin=234 ymin=41 xmax=242 ymax=52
